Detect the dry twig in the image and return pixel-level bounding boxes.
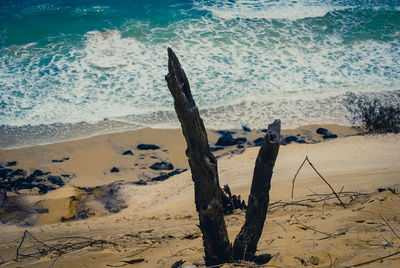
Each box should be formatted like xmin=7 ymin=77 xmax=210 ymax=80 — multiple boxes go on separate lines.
xmin=294 ymin=217 xmax=332 ymax=238
xmin=346 ymin=251 xmax=400 ymax=267
xmin=291 ymin=156 xmax=346 ymax=208
xmin=381 ymin=214 xmax=400 ymax=240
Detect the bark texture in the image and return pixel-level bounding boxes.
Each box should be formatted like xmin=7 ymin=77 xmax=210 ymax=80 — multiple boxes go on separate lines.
xmin=165 ymin=48 xmax=232 ymax=266
xmin=233 ymin=119 xmax=281 ymax=260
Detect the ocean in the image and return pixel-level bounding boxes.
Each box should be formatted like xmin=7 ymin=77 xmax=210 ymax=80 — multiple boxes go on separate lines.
xmin=0 ymin=0 xmax=399 ymax=148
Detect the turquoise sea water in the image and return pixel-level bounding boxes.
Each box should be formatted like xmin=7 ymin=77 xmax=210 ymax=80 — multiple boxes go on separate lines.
xmin=0 ymin=0 xmax=399 ymax=147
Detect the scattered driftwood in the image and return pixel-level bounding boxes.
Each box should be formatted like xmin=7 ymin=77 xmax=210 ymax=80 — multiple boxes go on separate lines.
xmin=165 ymin=48 xmax=280 ymax=265
xmin=1 ymin=230 xmax=118 ymax=266
xmin=291 ymin=156 xmax=346 ymax=208
xmin=269 ymin=191 xmax=366 ymax=212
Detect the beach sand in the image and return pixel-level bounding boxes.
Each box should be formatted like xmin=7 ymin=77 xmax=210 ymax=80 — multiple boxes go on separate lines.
xmin=0 ymin=125 xmax=399 ymax=267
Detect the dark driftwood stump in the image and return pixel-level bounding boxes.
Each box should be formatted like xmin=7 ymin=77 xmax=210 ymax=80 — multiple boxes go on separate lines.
xmin=165 ymin=47 xmax=281 ymax=265
xmin=233 ymin=120 xmax=281 ymax=260
xmin=165 ymin=48 xmax=232 ymax=266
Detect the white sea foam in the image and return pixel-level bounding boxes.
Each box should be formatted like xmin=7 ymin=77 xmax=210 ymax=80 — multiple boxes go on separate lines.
xmin=0 ymin=4 xmax=399 ymax=133
xmin=194 ymin=0 xmax=351 ymax=20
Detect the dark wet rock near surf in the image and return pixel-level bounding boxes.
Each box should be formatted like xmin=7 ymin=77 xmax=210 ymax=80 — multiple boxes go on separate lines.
xmin=323 ymin=133 xmax=338 ymax=139
xmin=281 ymin=135 xmax=298 ymax=145
xmin=137 ymin=144 xmax=160 ymax=150
xmin=149 ymin=161 xmax=174 ymax=170
xmin=216 ymin=132 xmax=247 ymax=146
xmin=122 ymin=150 xmax=134 ymax=156
xmin=215 ymin=130 xmax=236 ymax=136
xmin=316 ymin=127 xmax=329 ymax=135
xmin=242 ymin=125 xmax=252 ymax=132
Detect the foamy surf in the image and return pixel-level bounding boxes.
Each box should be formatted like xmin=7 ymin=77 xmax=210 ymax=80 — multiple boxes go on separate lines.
xmin=0 ymin=0 xmax=399 ymax=147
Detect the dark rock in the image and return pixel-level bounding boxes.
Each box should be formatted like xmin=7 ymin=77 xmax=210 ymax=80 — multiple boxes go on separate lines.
xmin=237 ymin=144 xmax=244 ymax=149
xmin=32 ymin=169 xmax=47 ymax=177
xmin=52 ymin=157 xmax=70 ymax=163
xmin=122 ymin=150 xmax=133 ymax=156
xmin=242 ymin=125 xmax=252 ymax=132
xmin=295 ymin=139 xmax=307 ymax=144
xmin=323 ymin=133 xmax=338 ymax=139
xmin=137 ymin=144 xmax=160 ymax=150
xmin=133 ymin=180 xmax=147 ymax=185
xmin=0 ymin=189 xmax=7 ymax=208
xmin=316 ymin=127 xmax=329 ymax=135
xmin=110 ymin=167 xmax=120 ymax=173
xmin=10 ymin=169 xmax=25 ymax=177
xmin=149 ymin=161 xmax=174 ymax=170
xmin=25 ymin=174 xmax=36 ymax=183
xmin=6 ymin=161 xmax=17 ymax=167
xmin=61 ymin=174 xmax=70 ymax=178
xmin=168 ymin=168 xmax=188 ymax=177
xmin=0 ymin=169 xmax=13 ymax=178
xmin=254 ymin=137 xmax=264 ymax=146
xmin=150 ymin=174 xmax=170 ymax=182
xmin=13 ymin=180 xmax=36 ymax=190
xmin=215 ymin=130 xmax=236 ymax=135
xmin=216 ymin=132 xmax=234 ymax=146
xmin=261 ymin=129 xmax=268 ymax=132
xmin=280 ymin=135 xmax=298 ymax=145
xmin=0 ymin=181 xmax=11 ymax=191
xmin=378 ymin=187 xmax=396 ymax=194
xmin=47 ymin=176 xmax=65 ymax=186
xmin=35 ymin=184 xmax=56 ymax=194
xmin=210 ymin=146 xmax=224 ymax=152
xmin=216 ymin=132 xmax=247 ymax=147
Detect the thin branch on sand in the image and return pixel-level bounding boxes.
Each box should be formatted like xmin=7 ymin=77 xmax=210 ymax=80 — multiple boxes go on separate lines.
xmin=291 ymin=156 xmax=346 ymax=208
xmin=381 ymin=214 xmax=400 ymax=240
xmin=346 ymin=251 xmax=400 ymax=267
xmin=294 ymin=217 xmax=333 ymax=238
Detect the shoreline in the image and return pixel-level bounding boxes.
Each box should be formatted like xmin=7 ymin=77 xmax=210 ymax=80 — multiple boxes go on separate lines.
xmin=0 ymin=122 xmax=357 ymax=150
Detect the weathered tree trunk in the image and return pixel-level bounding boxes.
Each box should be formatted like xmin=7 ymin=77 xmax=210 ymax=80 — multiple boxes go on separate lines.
xmin=165 ymin=48 xmax=233 ymax=266
xmin=232 ymin=119 xmax=281 ymax=260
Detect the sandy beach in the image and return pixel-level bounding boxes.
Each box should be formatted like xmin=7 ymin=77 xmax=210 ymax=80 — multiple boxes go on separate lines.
xmin=0 ymin=125 xmax=399 ymax=267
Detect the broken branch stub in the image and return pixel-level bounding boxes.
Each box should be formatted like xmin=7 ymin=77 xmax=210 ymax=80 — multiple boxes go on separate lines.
xmin=233 ymin=120 xmax=281 ymax=260
xmin=165 ymin=48 xmax=232 ymax=266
